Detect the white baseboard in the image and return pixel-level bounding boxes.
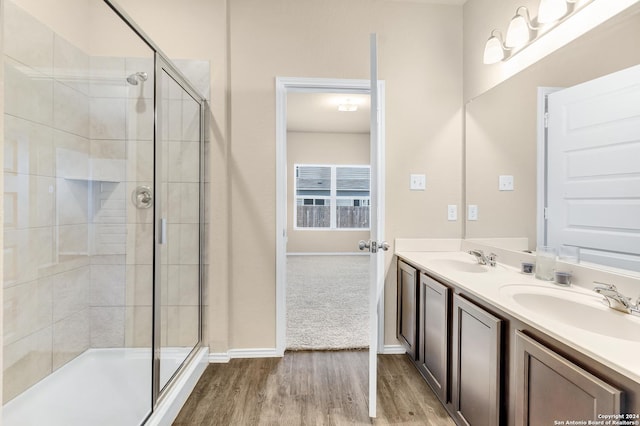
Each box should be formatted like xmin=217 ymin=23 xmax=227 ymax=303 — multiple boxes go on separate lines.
xmin=210 ymin=346 xmax=405 ymax=362
xmin=209 ymin=348 xmax=281 ymax=363
xmin=381 ymin=345 xmax=406 ymax=355
xmin=286 ymin=252 xmax=369 ymax=256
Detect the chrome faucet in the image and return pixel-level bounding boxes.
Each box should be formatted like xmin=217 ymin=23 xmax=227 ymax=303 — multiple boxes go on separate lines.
xmin=593 ymin=282 xmax=640 ymax=316
xmin=468 ymin=249 xmax=498 ymax=267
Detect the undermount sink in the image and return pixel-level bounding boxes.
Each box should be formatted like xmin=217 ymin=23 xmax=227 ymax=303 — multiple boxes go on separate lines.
xmin=430 ymin=259 xmax=488 ymax=273
xmin=500 ymin=284 xmax=640 ymax=342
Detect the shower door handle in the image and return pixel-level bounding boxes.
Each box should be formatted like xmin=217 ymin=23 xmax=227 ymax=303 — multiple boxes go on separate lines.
xmin=159 ymin=218 xmax=167 ymax=244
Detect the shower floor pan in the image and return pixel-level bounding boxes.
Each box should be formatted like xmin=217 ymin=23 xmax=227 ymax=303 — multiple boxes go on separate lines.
xmin=3 ymin=347 xmax=192 ymax=426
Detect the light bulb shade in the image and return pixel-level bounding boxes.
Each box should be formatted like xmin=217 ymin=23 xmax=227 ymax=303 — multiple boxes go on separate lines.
xmin=483 ymin=32 xmax=505 ymax=64
xmin=505 ymin=14 xmax=531 ymax=48
xmin=538 ymin=0 xmax=567 ymax=23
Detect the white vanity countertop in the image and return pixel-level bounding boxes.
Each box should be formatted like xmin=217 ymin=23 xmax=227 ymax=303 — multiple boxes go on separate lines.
xmin=396 ymin=250 xmax=640 ymax=384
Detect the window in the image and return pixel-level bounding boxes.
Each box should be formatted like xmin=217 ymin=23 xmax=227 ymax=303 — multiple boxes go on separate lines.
xmin=294 ymin=164 xmax=370 ymax=230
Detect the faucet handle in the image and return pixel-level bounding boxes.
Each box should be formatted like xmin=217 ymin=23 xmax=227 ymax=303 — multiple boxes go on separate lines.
xmin=593 ymin=281 xmax=616 ymax=291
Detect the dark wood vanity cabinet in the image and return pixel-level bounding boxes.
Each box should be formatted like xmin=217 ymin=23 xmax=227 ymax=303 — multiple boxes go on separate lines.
xmin=418 ymin=273 xmax=450 ymax=404
xmin=452 ymin=294 xmax=502 ymax=426
xmin=396 ymin=257 xmax=635 ymax=426
xmin=397 ymin=260 xmax=418 ymax=359
xmin=514 ymin=331 xmax=622 ymax=425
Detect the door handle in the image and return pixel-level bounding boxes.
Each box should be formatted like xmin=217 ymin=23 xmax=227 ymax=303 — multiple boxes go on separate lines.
xmin=359 ymin=240 xmax=389 ymax=253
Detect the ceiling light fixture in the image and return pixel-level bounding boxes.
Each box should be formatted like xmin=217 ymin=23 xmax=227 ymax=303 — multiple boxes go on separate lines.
xmin=337 ymin=100 xmax=358 ymax=112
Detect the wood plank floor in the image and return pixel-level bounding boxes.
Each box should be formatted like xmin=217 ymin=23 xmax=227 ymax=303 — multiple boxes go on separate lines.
xmin=173 ymin=351 xmax=455 ymax=425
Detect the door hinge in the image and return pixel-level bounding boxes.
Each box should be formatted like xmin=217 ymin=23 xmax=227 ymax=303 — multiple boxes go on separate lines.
xmin=544 ymin=207 xmax=549 ymax=220
xmin=544 ymin=112 xmax=549 ymax=129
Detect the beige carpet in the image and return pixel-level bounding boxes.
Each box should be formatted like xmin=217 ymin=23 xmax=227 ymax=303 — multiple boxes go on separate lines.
xmin=286 ymin=255 xmax=369 ymax=350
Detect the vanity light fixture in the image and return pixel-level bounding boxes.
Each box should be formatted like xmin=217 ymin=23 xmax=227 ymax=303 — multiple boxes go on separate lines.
xmin=505 ymin=6 xmax=538 ymax=48
xmin=483 ymin=30 xmax=508 ymax=65
xmin=538 ymin=0 xmax=568 ymax=23
xmin=483 ymin=0 xmax=592 ymax=65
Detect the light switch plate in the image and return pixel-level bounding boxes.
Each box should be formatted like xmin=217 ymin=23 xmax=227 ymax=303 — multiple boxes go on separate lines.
xmin=447 ymin=205 xmax=457 ymax=221
xmin=499 ymin=175 xmax=514 ymax=191
xmin=410 ymin=174 xmax=426 ymax=190
xmin=468 ymin=204 xmax=478 ymax=221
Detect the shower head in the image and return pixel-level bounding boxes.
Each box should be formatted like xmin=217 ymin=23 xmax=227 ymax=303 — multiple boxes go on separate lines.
xmin=126 ymin=71 xmax=148 ymax=86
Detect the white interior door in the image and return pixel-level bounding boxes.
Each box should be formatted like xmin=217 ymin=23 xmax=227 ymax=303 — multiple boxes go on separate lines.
xmin=547 ymin=64 xmax=640 ymax=271
xmin=367 ymin=33 xmax=385 ymax=419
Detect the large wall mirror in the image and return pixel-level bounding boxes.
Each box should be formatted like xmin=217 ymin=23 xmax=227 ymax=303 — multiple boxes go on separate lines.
xmin=464 ymin=4 xmax=640 ymax=274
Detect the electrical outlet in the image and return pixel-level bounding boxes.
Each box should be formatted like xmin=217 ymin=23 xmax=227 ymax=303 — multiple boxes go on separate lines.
xmin=410 ymin=174 xmax=426 ymax=190
xmin=468 ymin=204 xmax=478 ymax=221
xmin=447 ymin=205 xmax=457 ymax=221
xmin=499 ymin=175 xmax=514 ymax=191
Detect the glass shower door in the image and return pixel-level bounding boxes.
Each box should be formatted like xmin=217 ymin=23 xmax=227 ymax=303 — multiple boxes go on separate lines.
xmin=155 ymin=56 xmax=202 ymax=391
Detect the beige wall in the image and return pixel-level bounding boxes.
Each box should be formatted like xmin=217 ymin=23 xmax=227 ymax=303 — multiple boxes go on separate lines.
xmin=465 ymin=8 xmax=640 ymax=249
xmin=229 ymin=0 xmax=463 ymax=348
xmin=287 ymin=131 xmax=370 ymax=253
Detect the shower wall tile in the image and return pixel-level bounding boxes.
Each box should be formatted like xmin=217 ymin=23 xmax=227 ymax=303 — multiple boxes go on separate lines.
xmin=5 ymin=59 xmax=54 ymax=126
xmin=125 ymin=140 xmax=154 ymax=182
xmin=90 ymin=264 xmax=125 ymax=306
xmin=173 ymin=59 xmax=211 ymax=100
xmin=53 ymin=130 xmax=90 ymax=179
xmin=52 ymin=309 xmax=90 ymax=370
xmin=4 ymin=115 xmax=54 ymax=177
xmin=4 ymin=0 xmax=54 ymax=75
xmin=52 ymin=266 xmax=90 ymax=322
xmin=90 ymin=307 xmax=124 ymax=347
xmin=56 ymin=178 xmax=89 ymax=225
xmin=3 ymin=277 xmax=53 ymax=346
xmin=167 ymin=306 xmax=199 ymax=347
xmin=90 ymin=97 xmax=126 ymax=140
xmin=89 ymin=56 xmax=126 ymax=98
xmin=3 ymin=227 xmax=54 ymax=286
xmin=53 ymin=35 xmax=90 ymax=95
xmin=4 ymin=174 xmax=55 ymax=229
xmin=126 ymin=98 xmax=154 ymax=141
xmin=90 ymin=139 xmax=126 ymax=181
xmin=182 ymin=99 xmax=201 ymax=143
xmin=167 ymin=265 xmax=199 ymax=306
xmin=58 ymin=224 xmax=89 ymax=255
xmin=126 ymin=223 xmax=153 ymax=265
xmin=168 ymin=141 xmax=200 ymax=183
xmin=125 ymin=306 xmax=152 ymax=348
xmin=54 ymin=81 xmax=90 ymax=138
xmin=125 ymin=264 xmax=153 ymax=307
xmin=167 ymin=182 xmax=200 ymax=224
xmin=3 ymin=326 xmax=53 ymax=403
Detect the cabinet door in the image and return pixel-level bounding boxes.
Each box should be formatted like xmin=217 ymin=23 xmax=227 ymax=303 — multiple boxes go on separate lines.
xmin=452 ymin=294 xmax=502 ymax=426
xmin=515 ymin=331 xmax=621 ymax=426
xmin=397 ymin=260 xmax=418 ymax=359
xmin=418 ymin=273 xmax=450 ymax=403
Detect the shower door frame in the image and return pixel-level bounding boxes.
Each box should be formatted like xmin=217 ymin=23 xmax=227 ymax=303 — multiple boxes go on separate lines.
xmin=152 ymin=53 xmax=206 ymax=409
xmin=102 ymin=0 xmax=208 ymax=419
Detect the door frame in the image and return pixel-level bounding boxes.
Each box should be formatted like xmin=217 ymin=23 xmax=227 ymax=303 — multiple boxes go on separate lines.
xmin=275 ymin=77 xmax=386 ymax=356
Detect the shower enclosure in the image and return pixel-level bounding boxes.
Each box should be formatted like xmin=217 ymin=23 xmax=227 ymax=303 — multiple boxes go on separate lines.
xmin=2 ymin=1 xmax=208 ymax=424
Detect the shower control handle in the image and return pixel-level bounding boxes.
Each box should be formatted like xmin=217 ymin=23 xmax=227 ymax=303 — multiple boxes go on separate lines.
xmin=132 ymin=186 xmax=153 ymax=209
